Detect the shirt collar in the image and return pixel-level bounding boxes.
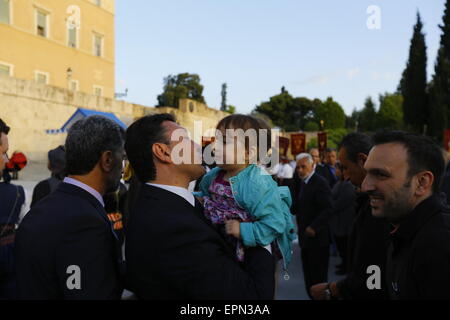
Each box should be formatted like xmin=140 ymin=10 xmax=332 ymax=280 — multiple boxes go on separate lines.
xmin=63 ymin=177 xmax=105 ymax=207
xmin=146 ymin=183 xmax=195 ymax=207
xmin=304 ymin=171 xmax=315 ymax=184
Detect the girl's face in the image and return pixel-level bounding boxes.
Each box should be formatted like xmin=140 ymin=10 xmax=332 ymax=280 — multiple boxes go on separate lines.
xmin=214 ymin=127 xmax=250 ymax=171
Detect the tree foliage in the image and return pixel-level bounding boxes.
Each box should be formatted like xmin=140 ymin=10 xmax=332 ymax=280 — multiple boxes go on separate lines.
xmin=157 ymin=73 xmax=206 ymax=108
xmin=378 ymin=93 xmax=404 ymax=130
xmin=429 ymin=0 xmax=450 ymax=140
xmin=399 ymin=13 xmax=428 ymax=133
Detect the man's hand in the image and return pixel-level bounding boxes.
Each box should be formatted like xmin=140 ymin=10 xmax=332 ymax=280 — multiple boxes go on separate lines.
xmin=310 ymin=283 xmax=330 ymax=300
xmin=305 ymin=226 xmax=316 ymax=238
xmin=225 ymin=220 xmax=241 ymax=239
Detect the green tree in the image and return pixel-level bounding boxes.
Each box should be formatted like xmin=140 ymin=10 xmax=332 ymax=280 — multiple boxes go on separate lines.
xmin=304 ymin=121 xmax=319 ymax=132
xmin=399 ymin=13 xmax=428 ymax=133
xmin=377 ymin=93 xmax=404 ymax=130
xmin=327 ymin=128 xmax=349 ymax=149
xmin=429 ymin=1 xmax=450 ymax=140
xmin=254 ymin=88 xmax=320 ymax=131
xmin=250 ymin=111 xmax=274 ymax=128
xmin=358 ymin=97 xmax=378 ymax=132
xmin=157 ymin=73 xmax=206 ymax=108
xmin=224 ymin=105 xmax=236 ymax=114
xmin=221 ymin=83 xmax=227 ymax=111
xmin=254 ymin=89 xmax=294 ymax=130
xmin=314 ymin=97 xmax=346 ymax=130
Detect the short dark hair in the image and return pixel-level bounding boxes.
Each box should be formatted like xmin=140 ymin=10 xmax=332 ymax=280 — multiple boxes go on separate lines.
xmin=125 ymin=113 xmax=176 ymax=183
xmin=216 ymin=114 xmax=272 ymax=160
xmin=65 ymin=116 xmax=125 ymax=175
xmin=338 ymin=132 xmax=373 ymax=163
xmin=372 ymin=131 xmax=444 ymax=194
xmin=325 ymin=148 xmax=336 ymax=153
xmin=0 ymin=118 xmax=10 ymax=142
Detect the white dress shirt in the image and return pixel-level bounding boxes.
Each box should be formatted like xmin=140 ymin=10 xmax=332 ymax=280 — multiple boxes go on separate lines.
xmin=146 ymin=183 xmax=195 ymax=207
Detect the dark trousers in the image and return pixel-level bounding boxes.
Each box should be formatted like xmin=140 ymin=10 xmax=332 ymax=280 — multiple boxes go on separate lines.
xmin=335 ymin=235 xmax=349 ymax=271
xmin=301 ymin=245 xmax=330 ymax=299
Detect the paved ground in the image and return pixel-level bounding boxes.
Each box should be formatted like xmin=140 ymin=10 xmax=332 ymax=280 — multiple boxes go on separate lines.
xmin=12 ymin=164 xmax=345 ymax=300
xmin=275 ymin=241 xmax=345 ymax=300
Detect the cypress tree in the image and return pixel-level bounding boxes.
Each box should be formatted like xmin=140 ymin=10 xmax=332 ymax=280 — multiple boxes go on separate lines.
xmin=429 ymin=0 xmax=450 ymax=140
xmin=400 ymin=12 xmax=428 ymax=134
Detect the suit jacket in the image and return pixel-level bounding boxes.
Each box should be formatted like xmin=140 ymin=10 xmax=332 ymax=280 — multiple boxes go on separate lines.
xmin=125 ymin=184 xmax=275 ymax=300
xmin=15 ymin=183 xmax=123 ymax=299
xmin=315 ymin=163 xmax=338 ymax=189
xmin=292 ymin=172 xmax=333 ymax=248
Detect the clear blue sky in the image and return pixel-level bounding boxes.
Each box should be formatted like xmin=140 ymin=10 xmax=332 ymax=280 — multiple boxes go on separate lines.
xmin=115 ymin=0 xmax=445 ymax=115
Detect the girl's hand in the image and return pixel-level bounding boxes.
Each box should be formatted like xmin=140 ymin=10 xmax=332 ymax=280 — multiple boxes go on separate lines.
xmin=225 ymin=220 xmax=241 ymax=239
xmin=195 ymin=196 xmax=204 ymax=205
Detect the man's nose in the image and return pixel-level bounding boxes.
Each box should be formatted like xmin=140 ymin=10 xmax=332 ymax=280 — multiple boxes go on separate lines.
xmin=361 ymin=175 xmax=373 ymax=192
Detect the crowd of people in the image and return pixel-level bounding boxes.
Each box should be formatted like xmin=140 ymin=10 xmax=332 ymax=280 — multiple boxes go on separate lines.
xmin=1 ymin=113 xmax=450 ymax=300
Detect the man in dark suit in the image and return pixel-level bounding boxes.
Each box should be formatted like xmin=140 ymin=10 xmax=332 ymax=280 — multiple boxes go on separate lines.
xmin=124 ymin=114 xmax=275 ymax=300
xmin=310 ymin=133 xmax=389 ymax=300
xmin=292 ymin=153 xmax=333 ymax=298
xmin=15 ymin=116 xmax=125 ymax=299
xmin=315 ymin=148 xmax=338 ymax=189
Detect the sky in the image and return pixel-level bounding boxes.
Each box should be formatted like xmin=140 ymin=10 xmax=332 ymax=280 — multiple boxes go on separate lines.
xmin=115 ymin=0 xmax=446 ymax=116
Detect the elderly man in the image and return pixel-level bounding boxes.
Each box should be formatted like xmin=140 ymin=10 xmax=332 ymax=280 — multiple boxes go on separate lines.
xmin=15 ymin=116 xmax=125 ymax=299
xmin=124 ymin=113 xmax=275 ymax=300
xmin=362 ymin=131 xmax=450 ymax=299
xmin=292 ymin=153 xmax=333 ymax=299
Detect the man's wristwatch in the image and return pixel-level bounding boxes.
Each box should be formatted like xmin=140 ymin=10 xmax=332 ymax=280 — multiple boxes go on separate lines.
xmin=324 ymin=283 xmax=332 ymax=300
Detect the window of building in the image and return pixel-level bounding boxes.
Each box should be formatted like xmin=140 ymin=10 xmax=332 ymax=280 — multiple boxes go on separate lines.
xmin=94 ymin=0 xmax=101 ymax=6
xmin=0 ymin=63 xmax=11 ymax=76
xmin=0 ymin=0 xmax=10 ymax=24
xmin=69 ymin=80 xmax=79 ymax=91
xmin=68 ymin=26 xmax=77 ymax=48
xmin=36 ymin=10 xmax=48 ymax=38
xmin=93 ymin=85 xmax=103 ymax=97
xmin=93 ymin=34 xmax=103 ymax=57
xmin=35 ymin=71 xmax=49 ymax=85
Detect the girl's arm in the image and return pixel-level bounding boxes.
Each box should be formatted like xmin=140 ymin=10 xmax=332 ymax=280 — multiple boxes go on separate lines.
xmin=239 ymin=179 xmax=290 ymax=247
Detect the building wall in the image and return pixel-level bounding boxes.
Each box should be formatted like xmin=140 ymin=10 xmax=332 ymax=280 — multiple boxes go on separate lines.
xmin=0 ymin=76 xmax=230 ymax=162
xmin=0 ymin=0 xmax=115 ymax=98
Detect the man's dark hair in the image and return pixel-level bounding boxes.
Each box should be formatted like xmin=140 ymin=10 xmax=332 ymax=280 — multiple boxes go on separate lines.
xmin=0 ymin=118 xmax=10 ymax=143
xmin=372 ymin=131 xmax=444 ymax=194
xmin=125 ymin=113 xmax=176 ymax=183
xmin=338 ymin=132 xmax=373 ymax=163
xmin=65 ymin=116 xmax=125 ymax=175
xmin=325 ymin=148 xmax=336 ymax=153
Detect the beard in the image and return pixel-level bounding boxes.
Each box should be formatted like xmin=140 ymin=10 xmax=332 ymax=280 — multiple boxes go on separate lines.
xmin=382 ymin=181 xmax=414 ymax=223
xmin=105 ymin=161 xmax=123 ymax=194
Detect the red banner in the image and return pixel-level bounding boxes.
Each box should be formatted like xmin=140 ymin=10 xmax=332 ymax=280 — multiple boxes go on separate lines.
xmin=444 ymin=130 xmax=450 ymax=152
xmin=317 ymin=132 xmax=327 ymax=153
xmin=291 ymin=133 xmax=306 ymax=156
xmin=278 ymin=136 xmax=290 ymax=157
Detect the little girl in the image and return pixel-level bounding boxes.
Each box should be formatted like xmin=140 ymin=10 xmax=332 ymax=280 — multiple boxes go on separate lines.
xmin=195 ymin=114 xmax=297 ymax=274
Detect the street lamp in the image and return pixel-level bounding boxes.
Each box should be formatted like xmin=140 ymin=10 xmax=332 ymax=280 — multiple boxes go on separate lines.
xmin=115 ymin=88 xmax=129 ymax=99
xmin=66 ymin=67 xmax=73 ymax=90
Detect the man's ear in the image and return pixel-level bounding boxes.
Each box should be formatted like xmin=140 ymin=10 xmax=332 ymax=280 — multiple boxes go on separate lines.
xmin=152 ymin=143 xmax=172 ymax=164
xmin=415 ymin=171 xmax=434 ymax=197
xmin=100 ymin=150 xmax=114 ymax=173
xmin=357 ymin=153 xmax=368 ymax=168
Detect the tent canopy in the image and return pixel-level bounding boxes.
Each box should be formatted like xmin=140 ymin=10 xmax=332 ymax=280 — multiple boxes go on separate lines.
xmin=46 ymin=108 xmax=127 ymax=134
